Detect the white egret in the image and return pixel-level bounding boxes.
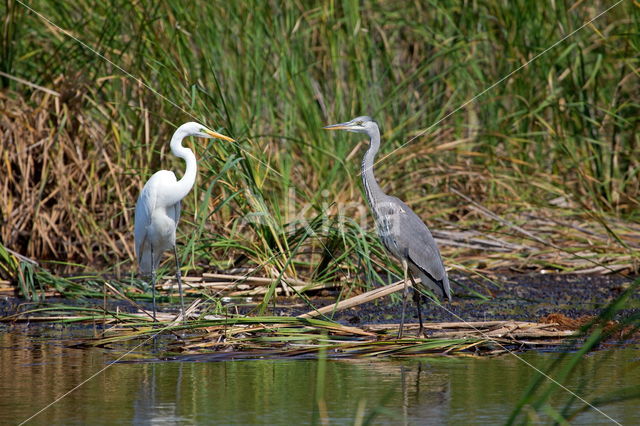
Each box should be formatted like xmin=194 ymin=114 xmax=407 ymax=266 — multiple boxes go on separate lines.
xmin=134 ymin=121 xmax=234 ymax=321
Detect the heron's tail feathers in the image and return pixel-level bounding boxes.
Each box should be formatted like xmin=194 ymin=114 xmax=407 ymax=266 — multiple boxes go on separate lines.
xmin=442 ymin=274 xmax=452 ymax=301
xmin=415 ymin=271 xmax=451 ymax=301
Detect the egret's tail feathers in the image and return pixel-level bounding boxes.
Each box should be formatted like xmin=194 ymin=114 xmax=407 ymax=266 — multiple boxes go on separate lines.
xmin=137 ymin=245 xmax=154 ymax=276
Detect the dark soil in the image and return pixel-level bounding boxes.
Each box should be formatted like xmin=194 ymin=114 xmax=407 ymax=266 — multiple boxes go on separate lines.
xmin=270 ymin=274 xmax=639 ymax=326
xmin=1 ymin=274 xmax=637 ymax=327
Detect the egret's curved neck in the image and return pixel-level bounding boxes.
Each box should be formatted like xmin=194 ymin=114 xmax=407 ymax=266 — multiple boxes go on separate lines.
xmin=361 ymin=125 xmax=385 ymax=211
xmin=165 ymin=129 xmax=197 ymax=206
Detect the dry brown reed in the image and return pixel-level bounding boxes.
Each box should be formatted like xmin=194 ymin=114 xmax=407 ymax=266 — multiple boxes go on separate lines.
xmin=0 ymin=88 xmax=137 ymax=269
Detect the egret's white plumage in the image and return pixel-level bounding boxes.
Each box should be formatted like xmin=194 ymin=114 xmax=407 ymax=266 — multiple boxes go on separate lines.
xmin=134 ymin=171 xmax=183 ymax=275
xmin=133 ymin=121 xmax=234 ymax=320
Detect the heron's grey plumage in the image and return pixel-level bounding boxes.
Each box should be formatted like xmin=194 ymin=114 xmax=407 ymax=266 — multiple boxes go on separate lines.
xmin=324 ymin=116 xmax=451 ymax=336
xmin=379 ymin=197 xmax=450 ymax=299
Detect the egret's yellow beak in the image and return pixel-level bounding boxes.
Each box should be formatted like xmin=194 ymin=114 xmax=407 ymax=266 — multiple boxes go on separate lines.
xmin=322 ymin=122 xmax=352 ymax=131
xmin=204 ymin=129 xmax=235 ymax=142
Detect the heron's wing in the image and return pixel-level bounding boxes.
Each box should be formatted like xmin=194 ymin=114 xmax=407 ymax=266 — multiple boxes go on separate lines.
xmin=389 ymin=198 xmax=451 ymax=299
xmin=134 ymin=180 xmax=156 ymax=273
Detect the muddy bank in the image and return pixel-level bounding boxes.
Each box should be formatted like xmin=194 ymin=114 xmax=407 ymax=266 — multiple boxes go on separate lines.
xmin=2 ymin=274 xmax=636 ymax=327
xmin=272 ymin=274 xmax=638 ymax=325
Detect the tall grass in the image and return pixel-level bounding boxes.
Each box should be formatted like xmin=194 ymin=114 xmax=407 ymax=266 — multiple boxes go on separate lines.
xmin=1 ymin=1 xmax=639 ymax=294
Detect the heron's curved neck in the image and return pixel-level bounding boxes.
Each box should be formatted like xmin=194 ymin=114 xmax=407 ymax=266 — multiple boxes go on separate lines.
xmin=165 ymin=129 xmax=197 ymax=206
xmin=361 ymin=126 xmax=385 ymax=210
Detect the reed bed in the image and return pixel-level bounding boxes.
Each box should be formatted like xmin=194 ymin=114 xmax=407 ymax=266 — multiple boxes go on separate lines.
xmin=1 ymin=0 xmax=639 ymax=299
xmin=3 ymin=298 xmax=635 ymax=360
xmin=3 ymin=279 xmax=636 ymax=360
xmin=0 ymin=305 xmax=580 ymax=359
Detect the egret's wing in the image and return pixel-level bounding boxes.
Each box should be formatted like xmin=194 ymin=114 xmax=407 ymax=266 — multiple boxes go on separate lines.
xmin=134 ymin=181 xmax=156 ymax=274
xmin=390 ymin=198 xmax=451 ymax=299
xmin=169 ymin=199 xmax=181 ymax=227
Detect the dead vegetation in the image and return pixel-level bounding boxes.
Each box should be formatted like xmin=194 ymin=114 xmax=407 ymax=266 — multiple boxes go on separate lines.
xmin=0 ymin=305 xmax=582 ymax=359
xmin=4 ymin=301 xmax=631 ymax=360
xmin=0 ymin=88 xmax=138 ymax=268
xmin=2 ymin=272 xmax=637 ymax=360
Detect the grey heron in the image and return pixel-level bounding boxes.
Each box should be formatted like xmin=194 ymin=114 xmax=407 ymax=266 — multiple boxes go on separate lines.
xmin=324 ymin=116 xmax=451 ymax=337
xmin=134 ymin=121 xmax=234 ymax=321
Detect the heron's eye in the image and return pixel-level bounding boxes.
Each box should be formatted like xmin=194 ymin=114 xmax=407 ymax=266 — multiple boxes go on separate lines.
xmin=356 ymin=121 xmax=363 ymax=126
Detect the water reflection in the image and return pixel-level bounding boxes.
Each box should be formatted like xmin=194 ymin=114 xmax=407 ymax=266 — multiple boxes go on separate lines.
xmin=126 ymin=358 xmax=454 ymax=425
xmin=400 ymin=362 xmax=450 ymax=423
xmin=1 ymin=327 xmax=638 ymax=425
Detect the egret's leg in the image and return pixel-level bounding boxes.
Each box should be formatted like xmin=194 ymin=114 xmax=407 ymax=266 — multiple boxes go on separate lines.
xmin=398 ymin=259 xmax=410 ymax=339
xmin=174 ymin=247 xmax=186 ymax=322
xmin=151 ymin=270 xmax=158 ymax=321
xmin=149 ymin=246 xmax=157 ymax=321
xmin=150 ymin=268 xmax=157 ymax=323
xmin=409 ymin=274 xmax=424 ymax=337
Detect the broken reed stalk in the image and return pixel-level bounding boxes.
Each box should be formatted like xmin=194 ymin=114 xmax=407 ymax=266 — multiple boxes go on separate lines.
xmin=161 ymin=280 xmax=336 ymax=293
xmin=104 ymin=281 xmax=155 ymax=321
xmin=202 ymin=273 xmax=309 ymax=286
xmin=156 ymin=272 xmax=339 ymax=298
xmin=298 ymin=280 xmax=405 ymax=318
xmin=364 ymin=322 xmax=574 ymax=340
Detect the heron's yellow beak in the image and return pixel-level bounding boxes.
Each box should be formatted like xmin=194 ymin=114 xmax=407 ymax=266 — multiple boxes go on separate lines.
xmin=204 ymin=129 xmax=235 ymax=142
xmin=323 ymin=122 xmax=352 ymax=131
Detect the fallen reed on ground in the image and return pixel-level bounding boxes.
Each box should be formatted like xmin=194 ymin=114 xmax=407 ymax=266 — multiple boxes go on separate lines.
xmin=0 ymin=305 xmax=581 ymax=359
xmin=3 ymin=278 xmax=637 ymax=360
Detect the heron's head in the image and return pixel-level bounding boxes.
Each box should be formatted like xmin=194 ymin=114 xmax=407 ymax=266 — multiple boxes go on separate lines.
xmin=323 ymin=116 xmax=378 ymax=135
xmin=179 ymin=121 xmax=235 ymax=142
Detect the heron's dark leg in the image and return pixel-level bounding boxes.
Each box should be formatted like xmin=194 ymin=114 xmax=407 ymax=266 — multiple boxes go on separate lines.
xmin=174 ymin=246 xmax=186 ymax=323
xmin=150 ymin=247 xmax=157 ymax=322
xmin=398 ymin=259 xmax=410 ymax=338
xmin=409 ymin=273 xmax=424 ymax=337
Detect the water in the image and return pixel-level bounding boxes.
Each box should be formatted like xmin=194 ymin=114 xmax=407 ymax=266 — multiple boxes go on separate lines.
xmin=1 ymin=326 xmax=638 ymax=425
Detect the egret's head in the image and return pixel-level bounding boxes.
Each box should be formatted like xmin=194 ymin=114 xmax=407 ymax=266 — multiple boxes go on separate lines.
xmin=323 ymin=116 xmax=377 ymax=134
xmin=180 ymin=121 xmax=235 ymax=142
